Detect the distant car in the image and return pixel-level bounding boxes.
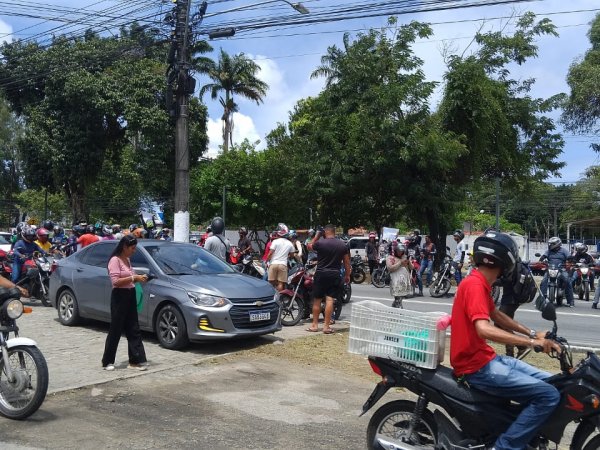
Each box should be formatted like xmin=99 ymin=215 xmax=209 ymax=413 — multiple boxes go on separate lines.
xmin=49 ymin=240 xmax=281 ymax=349
xmin=0 ymin=232 xmax=11 ymax=253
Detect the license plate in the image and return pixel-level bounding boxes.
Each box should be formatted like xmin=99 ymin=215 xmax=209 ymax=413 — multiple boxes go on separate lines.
xmin=249 ymin=311 xmax=270 ymax=322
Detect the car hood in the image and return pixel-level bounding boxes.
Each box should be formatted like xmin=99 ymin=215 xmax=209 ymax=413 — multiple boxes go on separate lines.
xmin=167 ymin=273 xmax=275 ymax=299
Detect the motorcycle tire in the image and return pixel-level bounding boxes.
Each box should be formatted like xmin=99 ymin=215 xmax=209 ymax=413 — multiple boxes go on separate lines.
xmin=578 ymin=283 xmax=584 ymax=300
xmin=366 ymin=400 xmax=437 ymax=450
xmin=351 ymin=270 xmax=366 ymax=284
xmin=371 ymin=269 xmax=386 ymax=289
xmin=429 ymin=278 xmax=451 ymax=298
xmin=0 ymin=345 xmax=48 ymax=420
xmin=585 ymin=284 xmax=590 ymax=302
xmin=549 ymin=287 xmax=557 ymax=306
xmin=342 ymin=283 xmax=352 ymax=304
xmin=279 ymin=294 xmax=304 ymax=327
xmin=333 ymin=300 xmax=343 ymax=321
xmin=583 ymin=434 xmax=600 ymax=450
xmin=40 ymin=279 xmax=51 ymax=307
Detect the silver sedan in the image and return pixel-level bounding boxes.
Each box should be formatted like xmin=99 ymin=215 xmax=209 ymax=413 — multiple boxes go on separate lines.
xmin=49 ymin=240 xmax=280 ymax=349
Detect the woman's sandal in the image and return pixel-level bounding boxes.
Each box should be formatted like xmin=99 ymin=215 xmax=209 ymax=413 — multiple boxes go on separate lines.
xmin=323 ymin=328 xmax=335 ymax=335
xmin=306 ymin=327 xmax=319 ymax=332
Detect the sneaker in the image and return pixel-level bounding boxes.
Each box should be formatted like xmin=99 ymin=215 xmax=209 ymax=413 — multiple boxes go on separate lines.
xmin=103 ymin=364 xmax=115 ymax=371
xmin=568 ymin=304 xmax=574 ymax=308
xmin=593 ymin=304 xmax=598 ymax=309
xmin=128 ymin=363 xmax=148 ymax=371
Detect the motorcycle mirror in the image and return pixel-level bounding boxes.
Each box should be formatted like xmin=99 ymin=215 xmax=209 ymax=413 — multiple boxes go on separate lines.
xmin=541 ymin=302 xmax=557 ymax=322
xmin=535 ymin=253 xmax=541 ymax=257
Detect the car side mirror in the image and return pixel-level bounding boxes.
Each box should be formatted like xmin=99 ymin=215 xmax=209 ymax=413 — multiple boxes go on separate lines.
xmin=133 ymin=267 xmax=150 ymax=276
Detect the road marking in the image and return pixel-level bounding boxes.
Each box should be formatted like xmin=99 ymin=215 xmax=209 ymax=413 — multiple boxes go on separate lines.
xmin=352 ymin=295 xmax=599 ymax=318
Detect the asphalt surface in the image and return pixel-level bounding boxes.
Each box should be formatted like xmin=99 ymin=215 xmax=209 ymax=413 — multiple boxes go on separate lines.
xmin=0 ymin=280 xmax=594 ymax=449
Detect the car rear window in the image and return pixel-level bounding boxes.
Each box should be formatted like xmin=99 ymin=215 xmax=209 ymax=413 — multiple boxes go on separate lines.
xmin=82 ymin=243 xmax=116 ymax=267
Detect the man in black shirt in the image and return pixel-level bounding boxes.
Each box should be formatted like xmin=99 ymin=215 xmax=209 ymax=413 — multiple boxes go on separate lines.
xmin=365 ymin=232 xmax=379 ymax=276
xmin=237 ymin=227 xmax=253 ymax=256
xmin=307 ymin=224 xmax=351 ymax=334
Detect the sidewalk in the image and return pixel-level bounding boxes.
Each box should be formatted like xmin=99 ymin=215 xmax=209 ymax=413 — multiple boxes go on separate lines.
xmin=16 ymin=302 xmax=349 ymax=394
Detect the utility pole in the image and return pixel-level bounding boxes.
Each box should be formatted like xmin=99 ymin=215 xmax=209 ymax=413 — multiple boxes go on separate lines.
xmin=495 ymin=178 xmax=500 ymax=230
xmin=167 ymin=1 xmax=206 ymax=242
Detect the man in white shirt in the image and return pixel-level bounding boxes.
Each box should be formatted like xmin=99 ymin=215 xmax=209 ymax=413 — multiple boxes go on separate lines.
xmin=453 ymin=230 xmax=466 ymax=285
xmin=266 ymin=228 xmax=295 ymax=292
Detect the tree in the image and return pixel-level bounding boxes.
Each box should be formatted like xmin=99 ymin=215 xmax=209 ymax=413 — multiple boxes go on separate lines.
xmin=198 ymin=49 xmax=268 ymax=153
xmin=0 ymin=26 xmax=208 ymax=222
xmin=0 ymin=97 xmax=23 ymax=226
xmin=562 ymin=13 xmax=600 ymax=150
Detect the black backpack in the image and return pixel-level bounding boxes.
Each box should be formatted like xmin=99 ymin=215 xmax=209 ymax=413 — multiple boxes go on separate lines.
xmin=510 ymin=260 xmax=537 ymax=304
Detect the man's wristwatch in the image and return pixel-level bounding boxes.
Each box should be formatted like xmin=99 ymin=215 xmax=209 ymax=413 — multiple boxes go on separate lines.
xmin=529 ymin=329 xmax=537 ymax=339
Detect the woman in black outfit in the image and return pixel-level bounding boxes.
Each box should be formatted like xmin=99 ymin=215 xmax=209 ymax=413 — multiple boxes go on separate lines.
xmin=101 ymin=235 xmax=148 ymax=371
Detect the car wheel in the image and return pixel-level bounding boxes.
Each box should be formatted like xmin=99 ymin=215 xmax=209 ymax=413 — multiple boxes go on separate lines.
xmin=155 ymin=304 xmax=189 ymax=350
xmin=57 ymin=288 xmax=80 ymax=326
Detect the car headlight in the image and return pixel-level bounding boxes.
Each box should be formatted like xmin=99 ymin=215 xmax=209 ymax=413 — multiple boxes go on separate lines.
xmin=548 ymin=269 xmax=559 ymax=277
xmin=187 ymin=292 xmax=230 ymax=307
xmin=6 ymin=299 xmax=23 ymax=319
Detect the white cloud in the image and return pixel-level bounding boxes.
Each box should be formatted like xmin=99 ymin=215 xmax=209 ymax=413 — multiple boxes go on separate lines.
xmin=205 ymin=112 xmax=261 ymax=157
xmin=0 ymin=18 xmax=13 ymax=43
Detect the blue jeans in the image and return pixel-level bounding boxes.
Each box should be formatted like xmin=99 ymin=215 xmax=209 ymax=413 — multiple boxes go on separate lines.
xmin=11 ymin=258 xmax=21 ymax=283
xmin=540 ymin=270 xmax=574 ymax=305
xmin=417 ymin=259 xmax=433 ymax=291
xmin=466 ymin=355 xmax=560 ymax=450
xmin=453 ymin=262 xmax=462 ymax=285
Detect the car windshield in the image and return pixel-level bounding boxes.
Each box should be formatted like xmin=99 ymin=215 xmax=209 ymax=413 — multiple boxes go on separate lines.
xmin=145 ymin=244 xmax=235 ymax=275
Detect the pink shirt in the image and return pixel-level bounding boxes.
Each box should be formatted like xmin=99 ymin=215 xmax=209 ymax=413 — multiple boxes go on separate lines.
xmin=108 ymin=256 xmax=134 ymax=288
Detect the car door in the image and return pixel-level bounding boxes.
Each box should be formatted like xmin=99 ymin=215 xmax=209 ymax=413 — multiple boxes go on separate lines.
xmin=73 ymin=243 xmax=115 ymax=320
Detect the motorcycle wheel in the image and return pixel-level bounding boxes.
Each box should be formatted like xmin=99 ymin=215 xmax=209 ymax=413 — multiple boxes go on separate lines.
xmin=578 ymin=283 xmax=584 ymax=300
xmin=333 ymin=299 xmax=343 ymax=321
xmin=583 ymin=434 xmax=600 ymax=450
xmin=351 ymin=270 xmax=366 ymax=284
xmin=429 ymin=278 xmax=451 ymax=298
xmin=0 ymin=345 xmax=48 ymax=420
xmin=585 ymin=283 xmax=590 ymax=302
xmin=549 ymin=287 xmax=558 ymax=306
xmin=366 ymin=400 xmax=437 ymax=450
xmin=342 ymin=283 xmax=352 ymax=304
xmin=371 ymin=269 xmax=386 ymax=288
xmin=40 ymin=279 xmax=51 ymax=307
xmin=279 ymin=294 xmax=304 ymax=326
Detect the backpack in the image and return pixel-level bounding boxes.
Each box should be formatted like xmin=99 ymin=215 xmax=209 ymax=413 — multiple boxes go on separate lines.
xmin=510 ymin=260 xmax=537 ymax=304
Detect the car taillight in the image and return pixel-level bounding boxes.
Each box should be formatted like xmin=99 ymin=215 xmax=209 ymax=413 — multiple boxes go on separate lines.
xmin=369 ymin=359 xmax=383 ymax=376
xmin=50 ymin=261 xmax=58 ymax=273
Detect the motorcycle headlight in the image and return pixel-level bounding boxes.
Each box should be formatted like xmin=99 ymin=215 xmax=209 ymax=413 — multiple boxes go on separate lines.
xmin=548 ymin=269 xmax=559 ymax=277
xmin=188 ymin=292 xmax=230 ymax=307
xmin=581 ymin=268 xmax=589 ymax=275
xmin=5 ymin=299 xmax=23 ymax=319
xmin=40 ymin=263 xmax=51 ymax=272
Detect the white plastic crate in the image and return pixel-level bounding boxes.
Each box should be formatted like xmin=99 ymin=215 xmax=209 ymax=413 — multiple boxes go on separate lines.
xmin=348 ymin=300 xmax=447 ymax=369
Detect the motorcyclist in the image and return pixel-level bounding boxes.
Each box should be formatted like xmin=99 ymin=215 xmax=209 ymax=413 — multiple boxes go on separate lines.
xmin=539 ymin=237 xmax=575 ymax=307
xmin=101 ymin=224 xmax=115 ymax=240
xmin=451 ymin=231 xmax=561 ymax=450
xmin=237 ymin=227 xmax=253 ymax=257
xmin=34 ymin=228 xmax=53 ymax=253
xmin=52 ymin=225 xmax=66 ymax=246
xmin=453 ymin=230 xmax=466 ymax=285
xmin=288 ymin=229 xmax=304 ymax=265
xmin=204 ymin=217 xmax=230 ymax=261
xmin=12 ymin=225 xmax=47 ymax=284
xmin=77 ymin=224 xmax=100 ymax=249
xmin=570 ymin=242 xmax=595 ymax=291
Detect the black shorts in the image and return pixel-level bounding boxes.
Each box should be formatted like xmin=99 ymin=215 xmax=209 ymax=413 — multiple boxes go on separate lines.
xmin=313 ymin=271 xmax=342 ymax=299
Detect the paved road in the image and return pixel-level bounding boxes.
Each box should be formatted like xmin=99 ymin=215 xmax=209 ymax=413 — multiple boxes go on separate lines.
xmin=345 ymin=282 xmax=600 ymax=349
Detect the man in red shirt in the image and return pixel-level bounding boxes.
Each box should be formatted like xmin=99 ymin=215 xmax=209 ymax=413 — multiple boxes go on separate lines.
xmin=451 ymin=231 xmax=561 ymax=450
xmin=77 ymin=225 xmax=100 ymax=248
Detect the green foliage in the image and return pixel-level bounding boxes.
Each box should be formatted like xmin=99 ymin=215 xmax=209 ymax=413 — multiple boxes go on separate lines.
xmin=562 ymin=13 xmax=600 ymax=148
xmin=0 ymin=97 xmax=23 ymax=226
xmin=15 ymin=188 xmax=70 ymax=225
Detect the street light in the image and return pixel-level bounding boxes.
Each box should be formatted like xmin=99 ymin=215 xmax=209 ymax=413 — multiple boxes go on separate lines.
xmin=204 ymin=0 xmax=309 ymax=18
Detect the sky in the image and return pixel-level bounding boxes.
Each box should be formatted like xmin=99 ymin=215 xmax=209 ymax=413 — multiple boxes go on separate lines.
xmin=1 ymin=0 xmax=600 ymax=183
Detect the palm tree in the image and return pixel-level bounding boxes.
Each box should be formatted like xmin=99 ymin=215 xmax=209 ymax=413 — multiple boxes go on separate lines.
xmin=197 ymin=49 xmax=268 ymax=153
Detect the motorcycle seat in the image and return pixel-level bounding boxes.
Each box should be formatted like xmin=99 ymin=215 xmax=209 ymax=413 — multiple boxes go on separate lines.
xmin=424 ymin=365 xmax=509 ymax=405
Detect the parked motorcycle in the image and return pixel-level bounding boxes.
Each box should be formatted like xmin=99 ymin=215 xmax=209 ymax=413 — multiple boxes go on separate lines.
xmin=574 ymin=262 xmax=591 ymax=302
xmin=429 ymin=255 xmax=454 ymax=297
xmin=237 ymin=254 xmax=265 ymax=279
xmin=351 ymin=252 xmax=366 ymax=284
xmin=279 ymin=263 xmax=343 ymax=326
xmin=0 ymin=286 xmax=49 ymax=419
xmin=372 ymin=258 xmax=390 ymax=288
xmin=362 ymin=299 xmax=600 ymax=450
xmin=0 ymin=252 xmax=52 ymax=307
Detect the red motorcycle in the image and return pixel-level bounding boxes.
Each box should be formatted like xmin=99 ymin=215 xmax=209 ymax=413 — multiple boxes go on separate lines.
xmin=278 ymin=263 xmax=343 ymax=326
xmin=0 ymin=250 xmax=51 ymax=306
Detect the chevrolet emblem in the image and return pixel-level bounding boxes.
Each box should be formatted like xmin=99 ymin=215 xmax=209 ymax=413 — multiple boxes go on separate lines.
xmin=255 ymin=301 xmax=264 ymax=307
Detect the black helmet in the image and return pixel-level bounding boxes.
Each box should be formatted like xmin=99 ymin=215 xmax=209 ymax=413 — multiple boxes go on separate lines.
xmin=43 ymin=220 xmax=54 ymax=231
xmin=239 ymin=226 xmax=248 ymax=235
xmin=112 ymin=224 xmax=121 ymax=233
xmin=211 ymin=217 xmax=225 ymax=235
xmin=86 ymin=224 xmax=96 ymax=235
xmin=574 ymin=242 xmax=588 ymax=254
xmin=21 ymin=225 xmax=36 ymax=242
xmin=473 ymin=231 xmax=518 ymax=278
xmin=72 ymin=224 xmax=85 ymax=237
xmin=548 ymin=236 xmax=561 ymax=251
xmin=16 ymin=222 xmax=26 ymax=234
xmin=129 ymin=224 xmax=139 ymax=232
xmin=453 ymin=230 xmax=465 ymax=241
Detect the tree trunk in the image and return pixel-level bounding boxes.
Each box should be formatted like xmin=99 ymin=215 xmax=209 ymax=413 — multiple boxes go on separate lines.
xmin=425 ymin=207 xmax=447 ymax=271
xmin=64 ymin=182 xmax=87 ymax=224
